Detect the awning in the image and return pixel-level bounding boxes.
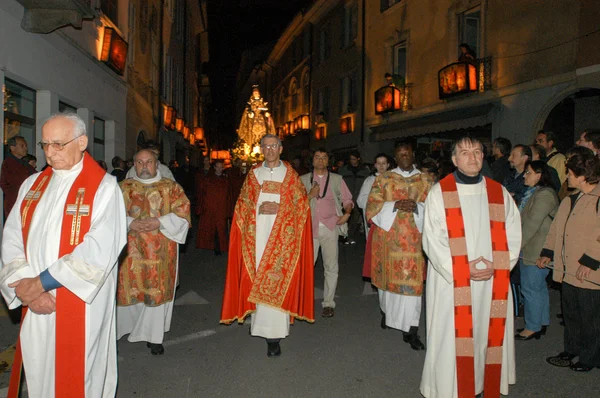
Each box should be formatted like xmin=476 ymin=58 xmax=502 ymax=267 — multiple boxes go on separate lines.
xmin=369 ymin=102 xmax=496 ymax=141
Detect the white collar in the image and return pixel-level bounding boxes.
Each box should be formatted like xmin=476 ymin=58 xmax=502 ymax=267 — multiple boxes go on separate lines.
xmin=393 ymin=166 xmax=419 ymax=177
xmin=132 ymin=169 xmax=163 ymax=184
xmin=52 ymin=153 xmax=85 ymax=177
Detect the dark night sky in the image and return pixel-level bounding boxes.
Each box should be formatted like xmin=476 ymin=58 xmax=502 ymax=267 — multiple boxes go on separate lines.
xmin=205 ymin=0 xmax=313 ymax=147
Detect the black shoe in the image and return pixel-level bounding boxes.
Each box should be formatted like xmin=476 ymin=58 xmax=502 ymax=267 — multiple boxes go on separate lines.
xmin=380 ymin=313 xmax=387 ymax=329
xmin=403 ymin=327 xmax=425 ymax=351
xmin=406 ymin=336 xmax=425 ymax=351
xmin=515 ymin=330 xmax=543 ymax=341
xmin=516 ymin=326 xmax=547 ymax=336
xmin=569 ymin=361 xmax=597 ymax=372
xmin=147 ymin=342 xmax=165 ymax=355
xmin=546 ymin=352 xmax=576 ymax=367
xmin=267 ymin=342 xmax=281 ymax=357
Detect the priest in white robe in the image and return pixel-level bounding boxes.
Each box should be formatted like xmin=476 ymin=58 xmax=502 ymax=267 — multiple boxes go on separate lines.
xmin=0 ymin=113 xmax=127 ymax=398
xmin=421 ymin=137 xmax=521 ymax=398
xmin=366 ymin=142 xmax=432 ymax=350
xmin=117 ymin=149 xmax=190 ymax=355
xmin=221 ymin=134 xmax=314 ymax=357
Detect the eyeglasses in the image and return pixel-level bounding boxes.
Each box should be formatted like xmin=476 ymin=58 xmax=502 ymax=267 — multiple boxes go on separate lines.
xmin=261 ymin=143 xmax=280 ymax=150
xmin=38 ymin=136 xmax=81 ymax=152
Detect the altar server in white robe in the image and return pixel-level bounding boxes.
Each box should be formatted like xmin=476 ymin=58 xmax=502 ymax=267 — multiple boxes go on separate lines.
xmin=421 ymin=137 xmax=520 ymax=398
xmin=357 ymin=153 xmax=391 ymax=235
xmin=117 ymin=149 xmax=190 ymax=355
xmin=0 ymin=113 xmax=127 ymax=398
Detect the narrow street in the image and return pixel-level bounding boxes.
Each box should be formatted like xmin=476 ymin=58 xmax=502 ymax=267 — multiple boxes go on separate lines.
xmin=0 ymin=230 xmax=596 ymax=397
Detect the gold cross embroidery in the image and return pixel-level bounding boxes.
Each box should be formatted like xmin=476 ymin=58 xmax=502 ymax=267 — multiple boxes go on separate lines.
xmin=21 ymin=176 xmax=49 ymax=228
xmin=66 ymin=188 xmax=90 ymax=245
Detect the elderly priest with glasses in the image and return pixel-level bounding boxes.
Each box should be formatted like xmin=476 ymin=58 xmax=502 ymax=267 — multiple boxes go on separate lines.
xmin=0 ymin=113 xmax=127 ymax=398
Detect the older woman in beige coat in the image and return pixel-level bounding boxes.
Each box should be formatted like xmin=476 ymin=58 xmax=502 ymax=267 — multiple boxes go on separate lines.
xmin=539 ymin=147 xmax=600 ymax=372
xmin=517 ymin=161 xmax=558 ymax=341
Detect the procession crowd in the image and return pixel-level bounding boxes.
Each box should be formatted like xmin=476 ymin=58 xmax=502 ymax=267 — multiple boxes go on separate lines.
xmin=0 ymin=111 xmax=598 ymax=397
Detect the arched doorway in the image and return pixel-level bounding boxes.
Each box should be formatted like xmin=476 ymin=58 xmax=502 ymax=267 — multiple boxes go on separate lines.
xmin=542 ymin=88 xmax=600 ymax=152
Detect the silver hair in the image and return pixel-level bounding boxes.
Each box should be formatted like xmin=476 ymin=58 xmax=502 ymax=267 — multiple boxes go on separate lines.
xmin=44 ymin=112 xmax=87 ymax=137
xmin=260 ymin=134 xmax=282 ymax=147
xmin=133 ymin=149 xmax=159 ymax=162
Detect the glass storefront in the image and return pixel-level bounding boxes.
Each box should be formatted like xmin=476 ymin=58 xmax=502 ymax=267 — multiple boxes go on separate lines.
xmin=3 ymin=79 xmax=36 ymax=153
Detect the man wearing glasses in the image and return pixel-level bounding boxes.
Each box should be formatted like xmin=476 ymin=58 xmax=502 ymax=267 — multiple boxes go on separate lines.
xmin=221 ymin=134 xmax=314 ymax=357
xmin=0 ymin=113 xmax=127 ymax=397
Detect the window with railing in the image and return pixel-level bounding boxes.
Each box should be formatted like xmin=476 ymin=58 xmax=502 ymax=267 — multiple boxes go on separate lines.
xmin=458 ymin=6 xmax=481 ymax=59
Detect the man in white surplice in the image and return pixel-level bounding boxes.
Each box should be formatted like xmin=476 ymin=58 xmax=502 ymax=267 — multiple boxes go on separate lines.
xmin=117 ymin=149 xmax=191 ymax=355
xmin=0 ymin=113 xmax=127 ymax=397
xmin=420 ymin=137 xmax=520 ymax=398
xmin=366 ymin=142 xmax=432 ymax=350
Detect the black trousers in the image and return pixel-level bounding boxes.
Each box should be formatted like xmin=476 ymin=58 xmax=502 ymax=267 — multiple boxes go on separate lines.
xmin=562 ymin=282 xmax=600 ymax=366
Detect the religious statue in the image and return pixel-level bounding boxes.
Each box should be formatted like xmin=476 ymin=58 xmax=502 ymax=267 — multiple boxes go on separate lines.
xmin=237 ymin=85 xmax=275 ymax=146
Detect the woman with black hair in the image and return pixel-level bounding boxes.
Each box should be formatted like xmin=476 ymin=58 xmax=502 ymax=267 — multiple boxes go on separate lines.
xmin=516 ymin=160 xmax=559 ymax=340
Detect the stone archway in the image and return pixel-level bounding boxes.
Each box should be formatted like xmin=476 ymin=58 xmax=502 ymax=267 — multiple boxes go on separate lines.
xmin=536 ymin=88 xmax=600 ymax=152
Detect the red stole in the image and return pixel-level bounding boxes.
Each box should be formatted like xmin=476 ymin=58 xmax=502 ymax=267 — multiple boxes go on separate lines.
xmin=220 ymin=161 xmax=314 ymax=324
xmin=439 ymin=174 xmax=510 ymax=398
xmin=9 ymin=154 xmax=106 ymax=398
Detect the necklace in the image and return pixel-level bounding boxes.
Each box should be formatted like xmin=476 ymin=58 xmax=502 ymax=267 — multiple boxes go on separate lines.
xmin=310 ymin=171 xmax=330 ymax=199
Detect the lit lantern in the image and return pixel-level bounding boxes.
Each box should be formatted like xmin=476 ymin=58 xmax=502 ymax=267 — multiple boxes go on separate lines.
xmin=438 ymin=62 xmax=478 ymax=99
xmin=194 ymin=127 xmax=204 ymax=141
xmin=183 ymin=126 xmax=190 ymax=139
xmin=175 ymin=118 xmax=184 ymax=132
xmin=189 ymin=134 xmax=196 ymax=145
xmin=339 ymin=114 xmax=354 ymax=134
xmin=163 ymin=106 xmax=174 ymax=128
xmin=276 ymin=126 xmax=284 ymax=140
xmin=375 ymin=86 xmax=403 ymax=115
xmin=283 ymin=123 xmax=289 ymax=137
xmin=295 ymin=114 xmax=310 ymax=131
xmin=287 ymin=121 xmax=295 ymax=136
xmin=316 ymin=124 xmax=327 ymax=140
xmin=100 ymin=27 xmax=128 ymax=76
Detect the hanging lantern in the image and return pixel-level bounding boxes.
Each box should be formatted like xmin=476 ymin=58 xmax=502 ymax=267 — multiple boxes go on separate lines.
xmin=339 ymin=114 xmax=354 ymax=134
xmin=316 ymin=124 xmax=327 ymax=140
xmin=194 ymin=127 xmax=204 ymax=141
xmin=175 ymin=118 xmax=184 ymax=132
xmin=100 ymin=27 xmax=128 ymax=76
xmin=299 ymin=114 xmax=310 ymax=130
xmin=183 ymin=126 xmax=190 ymax=139
xmin=189 ymin=134 xmax=196 ymax=145
xmin=375 ymin=86 xmax=403 ymax=115
xmin=438 ymin=62 xmax=478 ymax=99
xmin=163 ymin=106 xmax=174 ymax=128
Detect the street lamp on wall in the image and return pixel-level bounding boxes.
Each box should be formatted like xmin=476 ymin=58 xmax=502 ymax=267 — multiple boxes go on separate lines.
xmin=176 ymin=118 xmax=184 ymax=133
xmin=163 ymin=106 xmax=174 ymax=129
xmin=438 ymin=62 xmax=478 ymax=99
xmin=375 ymin=86 xmax=403 ymax=115
xmin=100 ymin=27 xmax=128 ymax=76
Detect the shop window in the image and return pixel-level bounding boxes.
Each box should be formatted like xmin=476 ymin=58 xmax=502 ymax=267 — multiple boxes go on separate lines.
xmin=458 ymin=7 xmax=481 ymax=58
xmin=3 ymin=79 xmax=36 ymax=151
xmin=93 ymin=117 xmax=105 ymax=162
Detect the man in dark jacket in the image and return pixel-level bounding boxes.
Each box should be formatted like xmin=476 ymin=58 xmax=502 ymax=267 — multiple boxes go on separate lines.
xmin=0 ymin=136 xmax=36 ymax=217
xmin=491 ymin=137 xmax=512 ymax=183
xmin=339 ymin=151 xmax=370 ymax=244
xmin=111 ymin=156 xmax=127 ymax=182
